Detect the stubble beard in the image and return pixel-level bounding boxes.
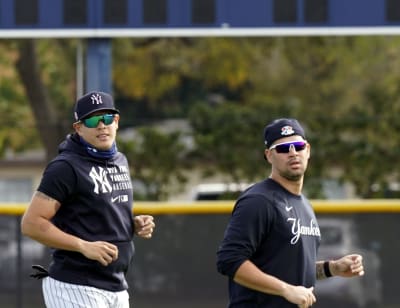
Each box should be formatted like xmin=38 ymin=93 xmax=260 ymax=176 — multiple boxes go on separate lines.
xmin=281 ymin=169 xmax=304 ymax=182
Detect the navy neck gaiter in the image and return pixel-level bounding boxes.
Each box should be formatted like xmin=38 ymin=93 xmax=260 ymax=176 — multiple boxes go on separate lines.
xmin=79 ymin=136 xmax=117 ymax=159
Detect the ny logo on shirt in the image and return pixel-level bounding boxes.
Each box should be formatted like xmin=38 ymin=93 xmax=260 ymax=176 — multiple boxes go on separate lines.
xmin=89 ymin=166 xmax=112 ymax=194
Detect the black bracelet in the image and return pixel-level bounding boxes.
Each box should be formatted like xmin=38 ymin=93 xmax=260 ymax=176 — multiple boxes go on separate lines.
xmin=323 ymin=261 xmax=332 ymax=277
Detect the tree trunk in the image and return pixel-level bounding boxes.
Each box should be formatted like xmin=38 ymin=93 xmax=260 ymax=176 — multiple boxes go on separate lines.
xmin=15 ymin=39 xmax=67 ymax=162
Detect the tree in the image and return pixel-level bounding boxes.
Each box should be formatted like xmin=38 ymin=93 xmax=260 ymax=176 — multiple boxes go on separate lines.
xmin=15 ymin=39 xmax=71 ymax=160
xmin=118 ymin=127 xmax=188 ymax=200
xmin=3 ymin=36 xmax=400 ymax=199
xmin=0 ymin=41 xmax=40 ymax=155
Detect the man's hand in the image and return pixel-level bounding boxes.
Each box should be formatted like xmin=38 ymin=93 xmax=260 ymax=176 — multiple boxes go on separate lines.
xmin=79 ymin=240 xmax=119 ymax=266
xmin=282 ymin=285 xmax=316 ymax=307
xmin=134 ymin=215 xmax=155 ymax=239
xmin=331 ymin=254 xmax=364 ymax=277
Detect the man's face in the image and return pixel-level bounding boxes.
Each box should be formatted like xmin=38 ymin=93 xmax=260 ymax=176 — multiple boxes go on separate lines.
xmin=265 ymin=136 xmax=310 ymax=181
xmin=73 ymin=112 xmax=119 ymax=150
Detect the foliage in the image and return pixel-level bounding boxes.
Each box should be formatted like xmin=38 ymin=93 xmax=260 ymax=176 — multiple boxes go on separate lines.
xmin=35 ymin=39 xmax=78 ymax=119
xmin=0 ymin=42 xmax=40 ymax=155
xmin=188 ymin=99 xmax=298 ymax=183
xmin=3 ymin=36 xmax=400 ymax=199
xmin=118 ymin=127 xmax=188 ymax=200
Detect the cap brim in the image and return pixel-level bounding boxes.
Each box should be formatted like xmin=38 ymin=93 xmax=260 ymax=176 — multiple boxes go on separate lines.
xmin=79 ymin=108 xmax=120 ymax=120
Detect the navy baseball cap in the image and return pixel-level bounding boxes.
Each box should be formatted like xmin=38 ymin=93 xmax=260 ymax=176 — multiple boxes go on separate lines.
xmin=263 ymin=118 xmax=306 ymax=147
xmin=74 ymin=91 xmax=119 ymax=121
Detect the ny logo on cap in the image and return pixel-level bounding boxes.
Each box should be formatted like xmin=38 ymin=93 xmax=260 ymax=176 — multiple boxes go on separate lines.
xmin=90 ymin=93 xmax=103 ymax=105
xmin=281 ymin=125 xmax=295 ymax=136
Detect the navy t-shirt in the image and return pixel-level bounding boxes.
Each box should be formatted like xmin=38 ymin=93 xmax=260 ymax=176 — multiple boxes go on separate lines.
xmin=216 ymin=178 xmax=321 ymax=307
xmin=37 ymin=134 xmax=135 ymax=291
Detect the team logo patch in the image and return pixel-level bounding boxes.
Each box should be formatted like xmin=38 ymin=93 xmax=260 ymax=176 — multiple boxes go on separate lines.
xmin=90 ymin=93 xmax=103 ymax=105
xmin=281 ymin=125 xmax=295 ymax=136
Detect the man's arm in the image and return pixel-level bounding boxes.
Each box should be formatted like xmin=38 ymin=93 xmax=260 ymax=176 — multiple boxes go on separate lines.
xmin=316 ymin=254 xmax=365 ymax=280
xmin=234 ymin=260 xmax=316 ymax=307
xmin=21 ymin=191 xmax=118 ymax=266
xmin=316 ymin=260 xmax=331 ymax=279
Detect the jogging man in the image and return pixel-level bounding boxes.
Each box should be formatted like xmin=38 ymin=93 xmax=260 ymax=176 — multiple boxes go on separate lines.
xmin=21 ymin=91 xmax=155 ymax=308
xmin=216 ymin=118 xmax=364 ymax=307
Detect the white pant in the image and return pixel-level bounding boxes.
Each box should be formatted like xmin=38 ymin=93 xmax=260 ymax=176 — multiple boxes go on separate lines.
xmin=42 ymin=277 xmax=130 ymax=308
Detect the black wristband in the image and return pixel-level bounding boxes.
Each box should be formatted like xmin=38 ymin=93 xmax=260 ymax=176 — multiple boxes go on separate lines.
xmin=323 ymin=261 xmax=332 ymax=277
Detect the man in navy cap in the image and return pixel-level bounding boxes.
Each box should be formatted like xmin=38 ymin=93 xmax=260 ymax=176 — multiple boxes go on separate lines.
xmin=217 ymin=118 xmax=365 ymax=308
xmin=21 ymin=91 xmax=155 ymax=308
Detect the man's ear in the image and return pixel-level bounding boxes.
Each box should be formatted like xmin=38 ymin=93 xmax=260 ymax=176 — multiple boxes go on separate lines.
xmin=72 ymin=122 xmax=82 ymax=134
xmin=264 ymin=149 xmax=272 ymax=164
xmin=114 ymin=114 xmax=120 ymax=129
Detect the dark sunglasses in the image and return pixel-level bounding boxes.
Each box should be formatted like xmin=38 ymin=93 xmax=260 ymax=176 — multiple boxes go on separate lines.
xmin=269 ymin=141 xmax=307 ymax=153
xmin=81 ymin=114 xmax=116 ymax=128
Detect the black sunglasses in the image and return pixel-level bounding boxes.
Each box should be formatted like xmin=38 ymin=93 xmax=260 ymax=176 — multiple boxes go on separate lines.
xmin=269 ymin=141 xmax=307 ymax=153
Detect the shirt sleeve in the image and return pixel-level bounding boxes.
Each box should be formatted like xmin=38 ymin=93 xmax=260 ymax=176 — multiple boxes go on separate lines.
xmin=37 ymin=160 xmax=77 ymax=204
xmin=216 ymin=193 xmax=274 ymax=278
